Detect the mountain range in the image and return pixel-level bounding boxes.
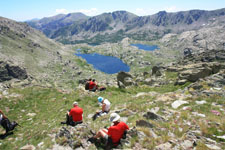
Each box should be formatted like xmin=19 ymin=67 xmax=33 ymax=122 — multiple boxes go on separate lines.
xmin=26 ymin=8 xmax=225 ymax=44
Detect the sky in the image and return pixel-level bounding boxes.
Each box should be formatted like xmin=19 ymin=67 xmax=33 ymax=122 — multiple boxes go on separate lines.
xmin=0 ymin=0 xmax=225 ymax=21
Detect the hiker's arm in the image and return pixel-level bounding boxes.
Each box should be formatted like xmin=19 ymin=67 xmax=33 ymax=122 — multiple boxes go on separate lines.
xmin=102 ymin=103 xmax=106 ymax=111
xmin=0 ymin=110 xmax=7 ymax=118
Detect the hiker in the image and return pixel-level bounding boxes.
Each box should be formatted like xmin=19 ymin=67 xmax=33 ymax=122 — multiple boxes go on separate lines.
xmin=92 ymin=97 xmax=111 ymax=121
xmin=89 ymin=79 xmax=97 ymax=92
xmin=61 ymin=102 xmax=83 ymax=126
xmin=85 ymin=78 xmax=92 ymax=90
xmin=0 ymin=109 xmax=18 ymax=134
xmin=89 ymin=113 xmax=129 ymax=148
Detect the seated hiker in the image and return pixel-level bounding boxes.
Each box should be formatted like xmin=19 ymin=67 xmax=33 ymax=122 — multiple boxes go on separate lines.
xmin=61 ymin=102 xmax=83 ymax=126
xmin=0 ymin=109 xmax=18 ymax=134
xmin=85 ymin=78 xmax=92 ymax=90
xmin=89 ymin=79 xmax=97 ymax=92
xmin=89 ymin=113 xmax=129 ymax=148
xmin=92 ymin=97 xmax=111 ymax=121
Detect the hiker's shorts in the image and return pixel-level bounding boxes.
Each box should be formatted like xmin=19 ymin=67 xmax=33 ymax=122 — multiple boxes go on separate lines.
xmin=103 ymin=134 xmax=108 ymax=140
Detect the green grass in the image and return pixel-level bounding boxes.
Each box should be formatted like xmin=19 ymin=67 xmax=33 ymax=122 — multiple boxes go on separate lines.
xmin=0 ymin=82 xmax=224 ymax=149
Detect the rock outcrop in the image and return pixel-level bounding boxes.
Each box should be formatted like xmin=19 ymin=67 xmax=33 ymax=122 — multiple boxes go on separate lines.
xmin=117 ymin=71 xmax=135 ymax=88
xmin=0 ymin=61 xmax=28 ymax=82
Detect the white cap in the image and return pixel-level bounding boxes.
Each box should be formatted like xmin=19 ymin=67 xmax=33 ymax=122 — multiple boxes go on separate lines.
xmin=109 ymin=113 xmax=120 ymax=122
xmin=73 ymin=101 xmax=78 ymax=106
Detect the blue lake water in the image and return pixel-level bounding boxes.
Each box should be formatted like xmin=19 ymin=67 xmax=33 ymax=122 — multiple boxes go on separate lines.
xmin=131 ymin=44 xmax=159 ymax=51
xmin=75 ymin=53 xmax=130 ymax=74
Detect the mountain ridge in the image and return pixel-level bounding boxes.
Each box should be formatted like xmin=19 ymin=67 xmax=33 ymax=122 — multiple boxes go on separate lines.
xmin=26 ymin=8 xmax=225 ymax=44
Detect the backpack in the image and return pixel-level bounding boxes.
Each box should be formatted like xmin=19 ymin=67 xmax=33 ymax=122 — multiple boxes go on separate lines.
xmin=85 ymin=82 xmax=89 ymax=90
xmin=1 ymin=118 xmax=18 ymax=133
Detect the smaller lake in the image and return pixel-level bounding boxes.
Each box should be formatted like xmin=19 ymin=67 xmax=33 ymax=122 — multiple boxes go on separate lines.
xmin=75 ymin=53 xmax=130 ymax=74
xmin=131 ymin=44 xmax=159 ymax=51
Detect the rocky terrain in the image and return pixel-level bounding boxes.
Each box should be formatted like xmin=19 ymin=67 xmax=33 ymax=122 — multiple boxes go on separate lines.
xmin=26 ymin=13 xmax=89 ymax=37
xmin=0 ymin=16 xmax=114 ymax=90
xmin=0 ymin=8 xmax=225 ymax=150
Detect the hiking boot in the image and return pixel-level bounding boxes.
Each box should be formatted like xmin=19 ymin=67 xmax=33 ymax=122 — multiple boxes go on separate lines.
xmin=10 ymin=121 xmax=19 ymax=131
xmin=61 ymin=122 xmax=67 ymax=125
xmin=88 ymin=137 xmax=96 ymax=143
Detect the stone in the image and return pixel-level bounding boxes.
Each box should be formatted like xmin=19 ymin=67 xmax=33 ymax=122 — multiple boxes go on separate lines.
xmin=180 ymin=140 xmax=194 ymax=149
xmin=152 ymin=66 xmax=162 ymax=76
xmin=205 ymin=144 xmax=221 ymax=150
xmin=195 ymin=100 xmax=207 ymax=105
xmin=192 ymin=112 xmax=206 ymax=117
xmin=215 ymin=135 xmax=225 ymax=140
xmin=20 ymin=145 xmax=36 ymax=150
xmin=27 ymin=113 xmax=36 ymax=117
xmin=171 ymin=100 xmax=189 ymax=109
xmin=2 ymin=90 xmax=8 ymax=96
xmin=143 ymin=112 xmax=165 ymax=121
xmin=37 ymin=142 xmax=44 ymax=147
xmin=117 ymin=71 xmax=134 ymax=87
xmin=150 ymin=129 xmax=158 ymax=138
xmin=0 ymin=61 xmax=28 ymax=82
xmin=150 ymin=107 xmax=160 ymax=114
xmin=175 ymin=79 xmax=188 ymax=85
xmin=154 ymin=142 xmax=172 ymax=150
xmin=136 ymin=120 xmax=154 ymax=128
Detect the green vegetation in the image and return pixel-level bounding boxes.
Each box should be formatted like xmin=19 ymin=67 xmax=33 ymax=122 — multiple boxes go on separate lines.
xmin=1 ymin=80 xmax=223 ymax=150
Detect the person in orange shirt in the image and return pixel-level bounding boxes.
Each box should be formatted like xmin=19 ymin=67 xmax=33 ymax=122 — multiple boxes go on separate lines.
xmin=61 ymin=102 xmax=83 ymax=126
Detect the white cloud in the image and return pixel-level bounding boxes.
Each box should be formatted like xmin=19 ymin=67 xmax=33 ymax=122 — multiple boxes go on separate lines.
xmin=135 ymin=8 xmax=155 ymax=16
xmin=164 ymin=6 xmax=178 ymax=12
xmin=55 ymin=8 xmax=70 ymax=14
xmin=52 ymin=8 xmax=100 ymax=16
xmin=78 ymin=8 xmax=99 ymax=16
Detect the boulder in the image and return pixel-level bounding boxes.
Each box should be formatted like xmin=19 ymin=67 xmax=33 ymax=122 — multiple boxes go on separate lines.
xmin=117 ymin=71 xmax=134 ymax=87
xmin=55 ymin=124 xmax=92 ymax=149
xmin=20 ymin=145 xmax=36 ymax=150
xmin=155 ymin=142 xmax=172 ymax=150
xmin=136 ymin=120 xmax=154 ymax=128
xmin=179 ymin=67 xmax=212 ymax=82
xmin=152 ymin=66 xmax=162 ymax=76
xmin=0 ymin=61 xmax=28 ymax=82
xmin=171 ymin=100 xmax=189 ymax=109
xmin=143 ymin=112 xmax=165 ymax=121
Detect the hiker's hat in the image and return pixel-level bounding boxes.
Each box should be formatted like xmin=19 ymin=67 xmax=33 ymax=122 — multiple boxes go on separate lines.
xmin=109 ymin=113 xmax=120 ymax=122
xmin=98 ymin=97 xmax=103 ymax=103
xmin=73 ymin=101 xmax=78 ymax=106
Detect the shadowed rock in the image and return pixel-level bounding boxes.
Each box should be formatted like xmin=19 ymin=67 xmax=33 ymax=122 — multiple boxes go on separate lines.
xmin=136 ymin=120 xmax=154 ymax=128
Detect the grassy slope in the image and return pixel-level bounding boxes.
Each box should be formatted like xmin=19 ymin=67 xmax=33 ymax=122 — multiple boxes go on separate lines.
xmin=0 ymin=72 xmax=224 ymax=150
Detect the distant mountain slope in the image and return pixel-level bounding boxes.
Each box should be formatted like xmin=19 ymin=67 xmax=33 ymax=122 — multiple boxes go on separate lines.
xmin=26 ymin=12 xmax=89 ymax=37
xmin=26 ymin=8 xmax=225 ymax=44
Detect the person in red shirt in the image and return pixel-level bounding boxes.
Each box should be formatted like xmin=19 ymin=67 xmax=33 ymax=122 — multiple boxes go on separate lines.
xmin=89 ymin=79 xmax=97 ymax=92
xmin=89 ymin=113 xmax=129 ymax=147
xmin=61 ymin=102 xmax=83 ymax=126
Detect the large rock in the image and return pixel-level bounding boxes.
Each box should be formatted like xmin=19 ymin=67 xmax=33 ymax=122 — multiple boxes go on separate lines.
xmin=136 ymin=120 xmax=154 ymax=128
xmin=0 ymin=61 xmax=28 ymax=82
xmin=117 ymin=71 xmax=135 ymax=87
xmin=55 ymin=124 xmax=92 ymax=149
xmin=177 ymin=62 xmax=222 ymax=84
xmin=143 ymin=112 xmax=165 ymax=121
xmin=152 ymin=66 xmax=162 ymax=76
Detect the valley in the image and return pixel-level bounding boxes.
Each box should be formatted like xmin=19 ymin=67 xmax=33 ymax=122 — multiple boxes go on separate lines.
xmin=0 ymin=7 xmax=225 ymax=150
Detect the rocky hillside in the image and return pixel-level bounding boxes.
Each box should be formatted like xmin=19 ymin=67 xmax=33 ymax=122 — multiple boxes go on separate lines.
xmin=26 ymin=8 xmax=225 ymax=44
xmin=0 ymin=47 xmax=224 ymax=150
xmin=26 ymin=13 xmax=89 ymax=37
xmin=0 ymin=16 xmax=113 ymax=90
